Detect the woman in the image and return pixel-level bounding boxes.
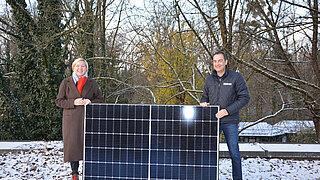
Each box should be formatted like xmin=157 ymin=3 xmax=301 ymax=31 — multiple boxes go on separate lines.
xmin=56 ymin=58 xmax=104 ymax=180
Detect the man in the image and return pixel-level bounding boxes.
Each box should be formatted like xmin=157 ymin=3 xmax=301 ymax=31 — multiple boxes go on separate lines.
xmin=200 ymin=51 xmax=250 ymax=180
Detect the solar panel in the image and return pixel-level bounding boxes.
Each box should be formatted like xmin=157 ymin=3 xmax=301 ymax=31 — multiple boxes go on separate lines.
xmin=84 ymin=104 xmax=219 ymax=179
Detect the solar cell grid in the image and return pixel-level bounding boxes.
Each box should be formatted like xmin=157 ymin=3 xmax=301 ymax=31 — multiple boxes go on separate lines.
xmin=84 ymin=104 xmax=219 ymax=180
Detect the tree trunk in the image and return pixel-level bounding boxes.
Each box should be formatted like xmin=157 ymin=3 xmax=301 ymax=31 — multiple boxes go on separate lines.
xmin=311 ymin=0 xmax=319 ymax=143
xmin=216 ymin=0 xmax=227 ymax=47
xmin=313 ymin=115 xmax=320 ymax=143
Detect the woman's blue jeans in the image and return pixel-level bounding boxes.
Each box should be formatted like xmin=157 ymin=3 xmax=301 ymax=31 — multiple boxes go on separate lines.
xmin=220 ymin=123 xmax=242 ymax=180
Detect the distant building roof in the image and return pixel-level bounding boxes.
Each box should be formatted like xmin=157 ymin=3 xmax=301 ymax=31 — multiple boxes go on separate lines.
xmin=238 ymin=121 xmax=315 ymax=137
xmin=274 ymin=120 xmax=315 ymax=134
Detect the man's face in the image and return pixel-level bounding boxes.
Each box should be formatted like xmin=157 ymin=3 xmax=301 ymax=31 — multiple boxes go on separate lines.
xmin=213 ymin=53 xmax=227 ymax=74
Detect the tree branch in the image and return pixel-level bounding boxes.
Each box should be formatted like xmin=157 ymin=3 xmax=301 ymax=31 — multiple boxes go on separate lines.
xmin=229 ymin=53 xmax=314 ymax=100
xmin=280 ymin=0 xmax=320 ymax=13
xmin=239 ymin=90 xmax=285 ymax=134
xmin=175 ymin=0 xmax=212 ymax=58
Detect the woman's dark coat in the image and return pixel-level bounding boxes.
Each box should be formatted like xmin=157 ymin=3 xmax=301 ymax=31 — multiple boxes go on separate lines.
xmin=56 ymin=76 xmax=104 ymax=162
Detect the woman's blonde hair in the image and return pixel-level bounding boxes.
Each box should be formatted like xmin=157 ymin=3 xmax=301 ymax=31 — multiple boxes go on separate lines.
xmin=72 ymin=58 xmax=89 ymax=72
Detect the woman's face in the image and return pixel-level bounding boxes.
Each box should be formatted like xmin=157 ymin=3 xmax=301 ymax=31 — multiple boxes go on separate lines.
xmin=73 ymin=60 xmax=87 ymax=77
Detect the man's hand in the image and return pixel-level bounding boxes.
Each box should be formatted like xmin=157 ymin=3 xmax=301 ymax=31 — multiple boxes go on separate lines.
xmin=200 ymin=102 xmax=210 ymax=107
xmin=216 ymin=109 xmax=229 ymax=119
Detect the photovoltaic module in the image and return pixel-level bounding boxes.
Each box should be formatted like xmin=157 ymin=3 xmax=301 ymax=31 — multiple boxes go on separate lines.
xmin=84 ymin=104 xmax=219 ymax=179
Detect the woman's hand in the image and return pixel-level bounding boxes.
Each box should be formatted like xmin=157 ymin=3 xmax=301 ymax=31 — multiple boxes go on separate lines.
xmin=74 ymin=98 xmax=91 ymax=106
xmin=83 ymin=99 xmax=91 ymax=105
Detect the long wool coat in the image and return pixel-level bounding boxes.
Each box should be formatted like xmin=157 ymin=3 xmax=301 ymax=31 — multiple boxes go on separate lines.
xmin=56 ymin=76 xmax=104 ymax=162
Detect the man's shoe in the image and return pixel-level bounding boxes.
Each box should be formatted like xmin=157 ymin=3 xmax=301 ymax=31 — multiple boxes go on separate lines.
xmin=72 ymin=174 xmax=78 ymax=180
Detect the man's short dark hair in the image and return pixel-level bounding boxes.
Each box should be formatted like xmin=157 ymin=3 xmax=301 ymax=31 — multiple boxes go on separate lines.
xmin=213 ymin=51 xmax=227 ymax=61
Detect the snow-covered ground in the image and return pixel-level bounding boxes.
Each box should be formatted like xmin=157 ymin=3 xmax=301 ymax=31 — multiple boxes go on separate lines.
xmin=0 ymin=141 xmax=320 ymax=179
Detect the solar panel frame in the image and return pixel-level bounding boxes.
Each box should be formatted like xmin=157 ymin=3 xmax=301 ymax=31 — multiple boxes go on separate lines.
xmin=83 ymin=104 xmax=219 ymax=180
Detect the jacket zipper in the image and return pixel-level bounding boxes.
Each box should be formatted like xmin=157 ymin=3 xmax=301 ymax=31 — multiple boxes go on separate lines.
xmin=217 ymin=78 xmax=222 ymax=103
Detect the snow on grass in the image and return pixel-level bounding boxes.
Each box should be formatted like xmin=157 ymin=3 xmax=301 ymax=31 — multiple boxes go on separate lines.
xmin=219 ymin=158 xmax=320 ymax=179
xmin=0 ymin=141 xmax=320 ymax=179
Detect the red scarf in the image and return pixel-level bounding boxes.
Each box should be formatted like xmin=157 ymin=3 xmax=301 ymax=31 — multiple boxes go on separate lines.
xmin=77 ymin=76 xmax=87 ymax=95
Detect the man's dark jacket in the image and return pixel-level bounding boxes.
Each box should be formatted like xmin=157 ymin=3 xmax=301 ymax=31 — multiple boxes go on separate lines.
xmin=201 ymin=67 xmax=250 ymax=124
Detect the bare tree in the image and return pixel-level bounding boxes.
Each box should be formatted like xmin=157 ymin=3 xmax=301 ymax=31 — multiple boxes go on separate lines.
xmin=179 ymin=0 xmax=319 ymax=141
xmin=0 ymin=0 xmax=318 ymax=142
